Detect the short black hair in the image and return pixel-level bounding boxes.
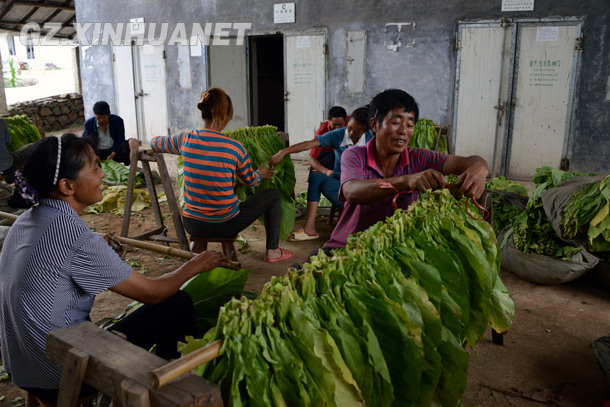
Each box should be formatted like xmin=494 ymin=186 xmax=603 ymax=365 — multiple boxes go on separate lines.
xmin=93 ymin=101 xmax=111 ymax=116
xmin=327 ymin=106 xmax=347 ymax=120
xmin=9 ymin=133 xmax=95 ymax=208
xmin=349 ymin=107 xmax=370 ymax=130
xmin=369 ymin=89 xmax=419 ymax=127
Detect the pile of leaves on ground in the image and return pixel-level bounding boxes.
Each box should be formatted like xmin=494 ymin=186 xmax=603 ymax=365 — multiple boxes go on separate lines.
xmin=560 ymin=175 xmax=610 ymax=253
xmin=176 ymin=126 xmax=296 ymax=240
xmin=83 ymin=185 xmax=166 ymax=216
xmin=485 ymin=176 xmax=529 ymax=235
xmin=408 ymin=118 xmax=448 ymax=154
xmin=179 ymin=189 xmax=514 ymax=406
xmin=510 ymin=167 xmax=594 ymax=258
xmin=5 ymin=115 xmax=41 ymax=152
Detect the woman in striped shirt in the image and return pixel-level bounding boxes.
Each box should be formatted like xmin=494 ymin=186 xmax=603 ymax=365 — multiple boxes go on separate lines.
xmin=151 ymin=88 xmax=293 ymax=263
xmin=0 ymin=134 xmax=234 ymax=402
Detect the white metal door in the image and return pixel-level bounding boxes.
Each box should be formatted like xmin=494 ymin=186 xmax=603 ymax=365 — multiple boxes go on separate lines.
xmin=209 ymin=41 xmax=249 ymax=130
xmin=112 ymin=45 xmax=138 ymax=139
xmin=113 ymin=43 xmax=169 ymax=144
xmin=285 ymin=33 xmax=326 ymax=157
xmin=507 ymin=24 xmax=580 ymax=178
xmin=454 ymin=25 xmax=510 ymax=176
xmin=134 ymin=45 xmax=169 ymax=144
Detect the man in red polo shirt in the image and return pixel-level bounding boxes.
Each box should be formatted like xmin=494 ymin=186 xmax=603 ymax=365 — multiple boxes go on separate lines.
xmin=319 ymin=89 xmax=488 ymax=253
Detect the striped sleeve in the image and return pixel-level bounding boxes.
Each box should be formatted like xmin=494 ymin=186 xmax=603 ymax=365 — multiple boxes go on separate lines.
xmin=150 ymin=132 xmax=187 ymax=155
xmin=70 ymin=234 xmax=133 ymax=296
xmin=235 ymin=147 xmax=262 ymax=188
xmin=410 ymin=148 xmax=448 ymax=173
xmin=317 ymin=127 xmax=344 ymax=148
xmin=338 ymin=147 xmax=367 ymax=202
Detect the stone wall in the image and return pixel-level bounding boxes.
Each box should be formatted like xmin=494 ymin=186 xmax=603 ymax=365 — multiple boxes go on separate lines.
xmin=5 ymin=93 xmax=84 ymax=132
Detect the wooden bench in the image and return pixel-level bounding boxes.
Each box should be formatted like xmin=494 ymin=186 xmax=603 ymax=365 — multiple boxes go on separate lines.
xmin=46 ymin=321 xmax=222 ymax=407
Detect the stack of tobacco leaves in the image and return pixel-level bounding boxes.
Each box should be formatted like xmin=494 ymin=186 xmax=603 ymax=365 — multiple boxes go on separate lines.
xmin=224 ymin=126 xmax=296 ymax=241
xmin=181 ymin=189 xmax=514 ymax=406
xmin=561 ymin=175 xmax=610 ymax=253
xmin=408 ymin=118 xmax=448 ymax=154
xmin=485 ymin=176 xmax=529 ymax=235
xmin=511 ymin=167 xmax=593 ymax=258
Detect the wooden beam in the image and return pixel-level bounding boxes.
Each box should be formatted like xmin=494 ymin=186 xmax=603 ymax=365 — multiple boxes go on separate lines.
xmin=6 ymin=1 xmax=75 ymax=11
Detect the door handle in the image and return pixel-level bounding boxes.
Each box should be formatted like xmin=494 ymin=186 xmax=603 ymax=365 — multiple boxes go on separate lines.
xmin=137 ymin=90 xmax=149 ymax=97
xmin=284 ymin=91 xmax=290 ymax=102
xmin=494 ymin=100 xmax=506 ymax=126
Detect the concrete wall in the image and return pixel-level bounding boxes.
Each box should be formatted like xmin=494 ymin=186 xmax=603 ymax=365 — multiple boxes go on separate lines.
xmin=75 ymin=0 xmax=610 ymax=173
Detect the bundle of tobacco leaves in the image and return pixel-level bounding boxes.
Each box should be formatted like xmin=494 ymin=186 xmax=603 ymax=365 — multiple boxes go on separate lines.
xmin=180 ymin=189 xmax=514 ymax=407
xmin=511 ymin=167 xmax=594 ymax=258
xmin=485 ymin=176 xmax=529 ymax=235
xmin=561 ymin=175 xmax=610 ymax=252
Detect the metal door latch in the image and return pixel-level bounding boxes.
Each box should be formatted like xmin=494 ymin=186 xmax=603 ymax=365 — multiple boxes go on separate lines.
xmin=494 ymin=100 xmax=506 ymax=126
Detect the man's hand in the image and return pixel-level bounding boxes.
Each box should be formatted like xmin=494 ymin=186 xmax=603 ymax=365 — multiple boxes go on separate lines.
xmin=258 ymin=165 xmax=275 ymax=180
xmin=404 ymin=169 xmax=446 ymax=193
xmin=324 ymin=168 xmax=334 ymax=177
xmin=453 ymin=161 xmax=487 ymax=199
xmin=269 ymin=151 xmax=285 ymax=168
xmin=190 ymin=251 xmax=233 ymax=274
xmin=107 ymin=151 xmax=117 ymax=161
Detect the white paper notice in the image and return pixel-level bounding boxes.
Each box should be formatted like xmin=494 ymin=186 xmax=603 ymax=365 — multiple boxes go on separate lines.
xmin=190 ymin=36 xmax=202 ymax=56
xmin=143 ymin=44 xmax=154 ymax=55
xmin=296 ymin=36 xmax=310 ymax=48
xmin=501 ymin=0 xmax=534 ymax=11
xmin=274 ymin=3 xmax=295 ymax=24
xmin=536 ymin=27 xmax=559 ymax=42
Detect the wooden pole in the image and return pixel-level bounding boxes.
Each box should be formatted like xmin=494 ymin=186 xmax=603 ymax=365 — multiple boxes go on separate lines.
xmin=0 ymin=210 xmax=241 ymax=268
xmin=148 ymin=339 xmax=224 ymax=389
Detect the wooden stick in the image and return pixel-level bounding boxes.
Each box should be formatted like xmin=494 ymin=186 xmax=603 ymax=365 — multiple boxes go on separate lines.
xmin=149 ymin=339 xmax=224 ymax=389
xmin=0 ymin=211 xmax=241 ymax=268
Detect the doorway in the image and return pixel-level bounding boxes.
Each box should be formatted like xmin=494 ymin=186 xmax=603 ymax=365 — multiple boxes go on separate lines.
xmin=249 ymin=35 xmax=285 ymax=131
xmin=453 ymin=18 xmax=583 ymax=179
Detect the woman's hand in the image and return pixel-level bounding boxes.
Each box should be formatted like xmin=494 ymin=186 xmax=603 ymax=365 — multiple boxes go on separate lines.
xmin=258 ymin=165 xmax=275 ymax=180
xmin=269 ymin=151 xmax=285 ymax=168
xmin=190 ymin=251 xmax=233 ymax=274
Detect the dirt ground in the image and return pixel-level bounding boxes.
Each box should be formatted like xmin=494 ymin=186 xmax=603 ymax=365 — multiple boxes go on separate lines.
xmin=1 ymin=153 xmax=609 ymax=406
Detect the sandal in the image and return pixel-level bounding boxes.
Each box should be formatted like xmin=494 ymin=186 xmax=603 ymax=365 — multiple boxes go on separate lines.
xmin=264 ymin=248 xmax=294 ymax=263
xmin=288 ymin=228 xmax=319 ymax=241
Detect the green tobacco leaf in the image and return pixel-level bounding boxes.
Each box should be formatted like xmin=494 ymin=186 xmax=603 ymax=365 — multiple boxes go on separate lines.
xmin=101 ymin=160 xmax=144 ymax=185
xmin=489 ymin=277 xmax=515 ymax=334
xmin=181 ymin=267 xmax=252 ymax=335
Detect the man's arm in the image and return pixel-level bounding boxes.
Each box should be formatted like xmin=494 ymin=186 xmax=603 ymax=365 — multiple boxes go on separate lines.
xmin=308 ymin=156 xmax=333 ymax=176
xmin=442 ymin=155 xmax=488 ymax=199
xmin=269 ymin=139 xmax=320 ymax=168
xmin=111 ymin=116 xmax=126 ymax=153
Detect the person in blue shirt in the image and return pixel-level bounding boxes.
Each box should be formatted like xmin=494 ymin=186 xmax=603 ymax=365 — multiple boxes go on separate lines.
xmin=82 ymin=101 xmax=139 ymax=166
xmin=269 ymin=107 xmax=373 ymax=241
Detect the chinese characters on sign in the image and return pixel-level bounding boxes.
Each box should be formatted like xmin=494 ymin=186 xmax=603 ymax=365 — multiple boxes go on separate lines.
xmin=501 ymin=0 xmax=534 ymax=11
xmin=293 ymin=62 xmax=313 ymax=85
xmin=274 ymin=3 xmax=295 ymax=24
xmin=528 ymin=60 xmax=561 ymax=87
xmin=536 ymin=27 xmax=559 ymax=42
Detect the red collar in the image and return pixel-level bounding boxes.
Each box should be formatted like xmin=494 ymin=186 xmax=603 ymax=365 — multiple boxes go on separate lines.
xmin=366 ymin=137 xmax=410 ymax=172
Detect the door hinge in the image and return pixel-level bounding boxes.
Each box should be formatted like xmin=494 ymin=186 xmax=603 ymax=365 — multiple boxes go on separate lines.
xmin=168 ymin=128 xmax=171 ymax=135
xmin=454 ymin=36 xmax=460 ymax=51
xmin=163 ymin=50 xmax=167 ymax=60
xmin=112 ymin=54 xmax=115 ymax=62
xmin=323 ymin=43 xmax=328 ymax=55
xmin=560 ymin=158 xmax=570 ymax=171
xmin=575 ymin=35 xmax=584 ymax=51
